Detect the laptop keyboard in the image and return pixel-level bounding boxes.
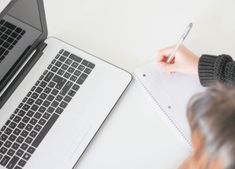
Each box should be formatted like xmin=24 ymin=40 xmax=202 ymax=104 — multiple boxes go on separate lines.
xmin=0 ymin=19 xmax=26 ymax=63
xmin=0 ymin=49 xmax=95 ymax=169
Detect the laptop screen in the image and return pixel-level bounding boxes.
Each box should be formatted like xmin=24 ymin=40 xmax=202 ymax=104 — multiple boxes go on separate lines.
xmin=0 ymin=0 xmax=43 ymax=86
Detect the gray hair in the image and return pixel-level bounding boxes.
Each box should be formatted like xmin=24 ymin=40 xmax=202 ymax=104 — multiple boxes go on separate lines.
xmin=187 ymin=84 xmax=235 ymax=169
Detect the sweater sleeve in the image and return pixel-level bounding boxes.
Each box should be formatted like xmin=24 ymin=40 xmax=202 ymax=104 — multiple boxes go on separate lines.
xmin=198 ymin=54 xmax=234 ymax=86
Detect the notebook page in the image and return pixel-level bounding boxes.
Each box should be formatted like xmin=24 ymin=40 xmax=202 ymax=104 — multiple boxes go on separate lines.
xmin=134 ymin=61 xmax=205 ymax=145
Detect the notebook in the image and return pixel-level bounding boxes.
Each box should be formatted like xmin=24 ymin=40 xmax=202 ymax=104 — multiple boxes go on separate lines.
xmin=134 ymin=61 xmax=205 ymax=146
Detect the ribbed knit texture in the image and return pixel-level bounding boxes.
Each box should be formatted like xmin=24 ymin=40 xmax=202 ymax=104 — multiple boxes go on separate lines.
xmin=198 ymin=54 xmax=233 ymax=86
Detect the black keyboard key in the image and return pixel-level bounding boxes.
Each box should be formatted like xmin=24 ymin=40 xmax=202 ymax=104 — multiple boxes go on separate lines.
xmin=40 ymin=93 xmax=47 ymax=99
xmin=55 ymin=61 xmax=62 ymax=67
xmin=13 ymin=116 xmax=21 ymax=123
xmin=84 ymin=68 xmax=92 ymax=74
xmin=60 ymin=101 xmax=67 ymax=109
xmin=42 ymin=113 xmax=50 ymax=120
xmin=32 ymin=113 xmax=59 ymax=147
xmin=7 ymin=149 xmax=15 ymax=156
xmin=18 ymin=159 xmax=26 ymax=167
xmin=69 ymin=54 xmax=82 ymax=63
xmin=12 ymin=143 xmax=20 ymax=150
xmin=23 ymin=153 xmax=31 ymax=161
xmin=16 ymin=149 xmax=24 ymax=157
xmin=0 ymin=47 xmax=6 ymax=56
xmin=59 ymin=56 xmax=66 ymax=62
xmin=55 ymin=95 xmax=63 ymax=102
xmin=64 ymin=72 xmax=71 ymax=78
xmin=70 ymin=75 xmax=77 ymax=82
xmin=68 ymin=67 xmax=75 ymax=73
xmin=71 ymin=62 xmax=79 ymax=68
xmin=22 ymin=104 xmax=30 ymax=111
xmin=38 ymin=106 xmax=46 ymax=113
xmin=15 ymin=27 xmax=22 ymax=33
xmin=43 ymin=100 xmax=50 ymax=107
xmin=35 ymin=98 xmax=43 ymax=105
xmin=55 ymin=107 xmax=63 ymax=114
xmin=39 ymin=81 xmax=47 ymax=88
xmin=35 ymin=87 xmax=43 ymax=94
xmin=18 ymin=110 xmax=26 ymax=117
xmin=81 ymin=60 xmax=95 ymax=69
xmin=11 ymin=32 xmax=18 ymax=38
xmin=31 ymin=104 xmax=39 ymax=111
xmin=13 ymin=129 xmax=21 ymax=136
xmin=53 ymin=75 xmax=67 ymax=89
xmin=26 ymin=110 xmax=34 ymax=117
xmin=44 ymin=72 xmax=54 ymax=82
xmin=29 ymin=118 xmax=37 ymax=125
xmin=31 ymin=93 xmax=39 ymax=99
xmin=72 ymin=84 xmax=80 ymax=91
xmin=61 ymin=64 xmax=68 ymax=70
xmin=9 ymin=122 xmax=17 ymax=129
xmin=77 ymin=65 xmax=85 ymax=71
xmin=0 ymin=155 xmax=10 ymax=166
xmin=25 ymin=124 xmax=33 ymax=132
xmin=6 ymin=37 xmax=14 ymax=43
xmin=63 ymin=51 xmax=70 ymax=56
xmin=57 ymin=69 xmax=65 ymax=76
xmin=65 ymin=59 xmax=72 ymax=65
xmin=47 ymin=107 xmax=55 ymax=114
xmin=5 ymin=128 xmax=13 ymax=135
xmin=20 ymin=143 xmax=28 ymax=151
xmin=26 ymin=98 xmax=34 ymax=105
xmin=34 ymin=125 xmax=42 ymax=132
xmin=20 ymin=130 xmax=29 ymax=137
xmin=68 ymin=90 xmax=76 ymax=97
xmin=38 ymin=119 xmax=46 ymax=126
xmin=9 ymin=135 xmax=16 ymax=142
xmin=3 ymin=42 xmax=10 ymax=48
xmin=30 ymin=131 xmax=37 ymax=138
xmin=59 ymin=49 xmax=64 ymax=54
xmin=4 ymin=21 xmax=16 ymax=30
xmin=16 ymin=137 xmax=24 ymax=144
xmin=6 ymin=156 xmax=19 ymax=169
xmin=27 ymin=147 xmax=35 ymax=154
xmin=60 ymin=81 xmax=73 ymax=96
xmin=51 ymin=66 xmax=58 ymax=72
xmin=22 ymin=116 xmax=30 ymax=123
xmin=51 ymin=89 xmax=59 ymax=96
xmin=51 ymin=101 xmax=59 ymax=108
xmin=4 ymin=141 xmax=12 ymax=148
xmin=25 ymin=137 xmax=33 ymax=144
xmin=17 ymin=122 xmax=25 ymax=129
xmin=34 ymin=112 xmax=42 ymax=119
xmin=77 ymin=73 xmax=88 ymax=85
xmin=74 ymin=70 xmax=81 ymax=76
xmin=64 ymin=96 xmax=72 ymax=103
xmin=0 ymin=147 xmax=7 ymax=154
xmin=47 ymin=95 xmax=54 ymax=101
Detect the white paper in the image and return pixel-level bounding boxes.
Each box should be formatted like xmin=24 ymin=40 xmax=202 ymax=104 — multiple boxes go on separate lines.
xmin=134 ymin=61 xmax=205 ymax=145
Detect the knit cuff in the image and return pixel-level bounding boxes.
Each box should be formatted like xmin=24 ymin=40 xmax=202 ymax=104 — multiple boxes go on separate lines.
xmin=198 ymin=54 xmax=233 ymax=86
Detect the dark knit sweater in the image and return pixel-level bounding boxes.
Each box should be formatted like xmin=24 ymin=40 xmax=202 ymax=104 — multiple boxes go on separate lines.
xmin=198 ymin=54 xmax=235 ymax=86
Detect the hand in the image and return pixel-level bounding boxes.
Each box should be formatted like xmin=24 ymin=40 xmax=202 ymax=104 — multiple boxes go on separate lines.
xmin=157 ymin=45 xmax=199 ymax=75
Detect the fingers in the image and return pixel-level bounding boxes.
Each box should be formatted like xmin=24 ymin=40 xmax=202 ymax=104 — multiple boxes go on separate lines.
xmin=157 ymin=45 xmax=175 ymax=62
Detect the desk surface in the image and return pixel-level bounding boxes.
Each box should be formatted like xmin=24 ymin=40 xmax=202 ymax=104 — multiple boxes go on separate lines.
xmin=3 ymin=0 xmax=235 ymax=168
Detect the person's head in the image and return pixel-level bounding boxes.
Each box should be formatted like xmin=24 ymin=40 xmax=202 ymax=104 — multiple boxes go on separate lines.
xmin=185 ymin=84 xmax=235 ymax=169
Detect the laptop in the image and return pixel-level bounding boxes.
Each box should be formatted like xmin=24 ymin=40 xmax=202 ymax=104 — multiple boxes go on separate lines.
xmin=0 ymin=0 xmax=132 ymax=168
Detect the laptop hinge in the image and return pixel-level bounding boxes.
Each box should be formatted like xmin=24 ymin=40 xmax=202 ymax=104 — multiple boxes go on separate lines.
xmin=0 ymin=42 xmax=48 ymax=109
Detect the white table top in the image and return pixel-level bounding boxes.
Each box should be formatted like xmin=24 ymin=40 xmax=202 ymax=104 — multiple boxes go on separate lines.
xmin=2 ymin=0 xmax=235 ymax=168
xmin=43 ymin=0 xmax=235 ymax=169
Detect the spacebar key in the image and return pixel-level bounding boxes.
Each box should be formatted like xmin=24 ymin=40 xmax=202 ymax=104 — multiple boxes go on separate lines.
xmin=32 ymin=114 xmax=59 ymax=148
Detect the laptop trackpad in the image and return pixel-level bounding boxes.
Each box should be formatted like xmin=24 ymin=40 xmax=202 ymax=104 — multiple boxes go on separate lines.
xmin=63 ymin=124 xmax=91 ymax=162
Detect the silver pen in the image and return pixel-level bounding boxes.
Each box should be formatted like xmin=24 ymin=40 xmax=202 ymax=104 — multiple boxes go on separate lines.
xmin=166 ymin=23 xmax=193 ymax=63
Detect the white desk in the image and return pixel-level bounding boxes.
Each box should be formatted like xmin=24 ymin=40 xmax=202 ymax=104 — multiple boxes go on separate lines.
xmin=37 ymin=0 xmax=235 ymax=168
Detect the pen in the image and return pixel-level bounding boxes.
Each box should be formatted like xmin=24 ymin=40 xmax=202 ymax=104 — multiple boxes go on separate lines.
xmin=166 ymin=23 xmax=193 ymax=63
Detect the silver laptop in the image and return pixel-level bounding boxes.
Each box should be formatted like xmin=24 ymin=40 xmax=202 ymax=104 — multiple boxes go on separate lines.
xmin=0 ymin=0 xmax=132 ymax=168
